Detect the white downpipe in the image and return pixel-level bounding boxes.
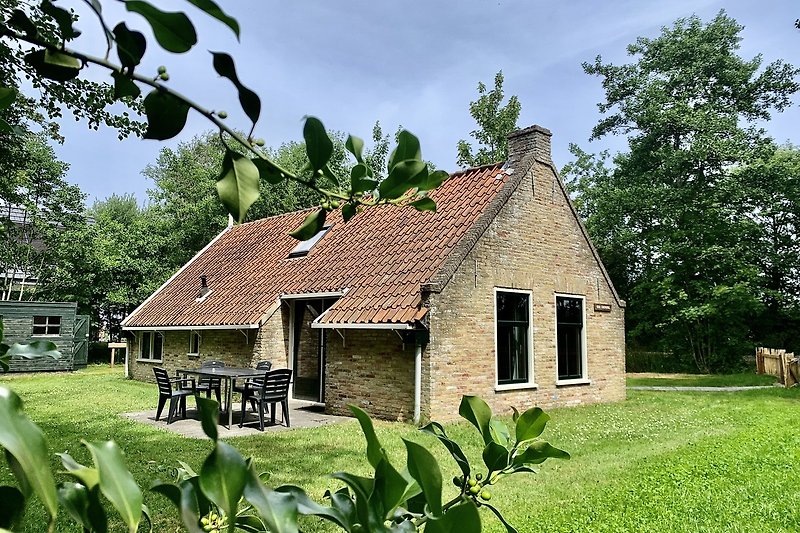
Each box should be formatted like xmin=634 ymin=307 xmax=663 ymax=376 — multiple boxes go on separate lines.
xmin=414 ymin=343 xmax=422 ymax=424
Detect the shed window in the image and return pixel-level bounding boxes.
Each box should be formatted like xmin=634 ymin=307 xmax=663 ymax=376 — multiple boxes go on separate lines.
xmin=32 ymin=315 xmax=61 ymax=336
xmin=140 ymin=331 xmax=164 ymax=361
xmin=496 ymin=290 xmax=532 ymax=386
xmin=188 ymin=331 xmax=200 ymax=355
xmin=288 ymin=225 xmax=332 ymax=258
xmin=556 ymin=296 xmax=586 ymax=381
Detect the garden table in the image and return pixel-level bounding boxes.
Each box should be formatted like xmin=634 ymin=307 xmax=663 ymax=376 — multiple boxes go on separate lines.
xmin=179 ymin=366 xmax=265 ymax=429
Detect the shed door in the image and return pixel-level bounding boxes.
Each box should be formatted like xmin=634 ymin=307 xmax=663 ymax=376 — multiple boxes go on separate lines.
xmin=72 ymin=315 xmax=89 ymax=368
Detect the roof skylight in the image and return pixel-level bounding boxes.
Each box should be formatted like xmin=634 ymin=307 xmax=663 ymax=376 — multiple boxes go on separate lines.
xmin=288 ymin=225 xmax=332 ymax=258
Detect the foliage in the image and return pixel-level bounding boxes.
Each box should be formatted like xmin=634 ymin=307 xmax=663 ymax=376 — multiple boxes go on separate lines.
xmin=456 ymin=71 xmax=521 ymax=168
xmin=564 ymin=12 xmax=800 ymax=371
xmin=0 ymin=0 xmax=447 ymax=237
xmin=0 ymin=132 xmax=85 ymax=301
xmin=0 ymin=362 xmax=567 ymax=532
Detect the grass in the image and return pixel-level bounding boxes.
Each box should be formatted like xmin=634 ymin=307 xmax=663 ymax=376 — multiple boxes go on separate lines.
xmin=626 ymin=372 xmax=778 ymax=387
xmin=2 ymin=366 xmax=800 ymax=532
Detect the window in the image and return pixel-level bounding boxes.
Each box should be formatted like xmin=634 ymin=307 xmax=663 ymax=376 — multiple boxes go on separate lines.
xmin=188 ymin=331 xmax=200 ymax=355
xmin=288 ymin=225 xmax=332 ymax=258
xmin=139 ymin=331 xmax=164 ymax=361
xmin=32 ymin=315 xmax=61 ymax=336
xmin=556 ymin=295 xmax=586 ymax=381
xmin=495 ymin=290 xmax=532 ymax=386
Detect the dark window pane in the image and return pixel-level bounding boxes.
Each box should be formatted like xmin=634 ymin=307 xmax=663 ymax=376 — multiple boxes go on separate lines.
xmin=153 ymin=333 xmax=164 ymax=360
xmin=32 ymin=325 xmax=47 ymax=335
xmin=556 ymin=297 xmax=583 ymax=380
xmin=33 ymin=316 xmax=47 ymax=325
xmin=49 ymin=316 xmax=61 ymax=325
xmin=496 ymin=292 xmax=530 ymax=385
xmin=141 ymin=332 xmax=151 ymax=359
xmin=190 ymin=333 xmax=199 ymax=354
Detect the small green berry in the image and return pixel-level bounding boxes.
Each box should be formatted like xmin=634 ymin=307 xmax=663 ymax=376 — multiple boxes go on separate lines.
xmin=469 ymin=485 xmax=480 ymax=495
xmin=201 ymin=517 xmax=209 ymax=525
xmin=157 ymin=65 xmax=167 ymax=74
xmin=475 ymin=473 xmax=483 ymax=480
xmin=159 ymin=72 xmax=169 ymax=81
xmin=467 ymin=478 xmax=477 ymax=487
xmin=217 ymin=111 xmax=228 ymax=119
xmin=254 ymin=138 xmax=265 ymax=146
xmin=480 ymin=489 xmax=492 ymax=501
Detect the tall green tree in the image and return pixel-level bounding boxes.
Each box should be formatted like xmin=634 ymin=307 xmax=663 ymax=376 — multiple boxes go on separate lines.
xmin=566 ymin=12 xmax=799 ymax=371
xmin=456 ymin=71 xmax=521 ymax=167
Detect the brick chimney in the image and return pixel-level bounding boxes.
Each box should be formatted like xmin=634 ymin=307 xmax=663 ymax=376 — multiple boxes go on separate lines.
xmin=507 ymin=124 xmax=552 ymax=164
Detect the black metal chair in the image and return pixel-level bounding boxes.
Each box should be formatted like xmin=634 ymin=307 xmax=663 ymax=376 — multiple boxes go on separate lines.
xmin=153 ymin=367 xmax=196 ymax=424
xmin=195 ymin=359 xmax=224 ymax=403
xmin=233 ymin=361 xmax=272 ymax=411
xmin=239 ymin=368 xmax=292 ymax=430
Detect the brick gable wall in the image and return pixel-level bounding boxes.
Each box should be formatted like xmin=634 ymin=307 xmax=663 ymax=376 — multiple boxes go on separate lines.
xmin=425 ymin=158 xmax=625 ymax=421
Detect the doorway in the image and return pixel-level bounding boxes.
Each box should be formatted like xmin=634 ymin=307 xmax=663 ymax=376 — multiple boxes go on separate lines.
xmin=290 ymin=298 xmax=336 ymax=402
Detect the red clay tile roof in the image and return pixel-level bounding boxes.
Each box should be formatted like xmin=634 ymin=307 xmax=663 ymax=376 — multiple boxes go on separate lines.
xmin=123 ymin=163 xmax=510 ymax=328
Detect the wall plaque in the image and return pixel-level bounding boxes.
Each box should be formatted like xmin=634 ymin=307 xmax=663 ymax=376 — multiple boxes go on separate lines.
xmin=594 ymin=303 xmax=612 ymax=313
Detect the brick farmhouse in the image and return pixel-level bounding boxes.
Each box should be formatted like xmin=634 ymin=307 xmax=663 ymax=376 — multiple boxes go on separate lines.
xmin=121 ymin=125 xmax=626 ymax=422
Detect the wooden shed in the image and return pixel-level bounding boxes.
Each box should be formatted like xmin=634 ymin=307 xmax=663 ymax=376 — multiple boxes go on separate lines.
xmin=0 ymin=301 xmax=88 ymax=371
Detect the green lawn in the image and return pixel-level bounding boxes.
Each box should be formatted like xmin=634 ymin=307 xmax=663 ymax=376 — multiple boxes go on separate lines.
xmin=626 ymin=372 xmax=778 ymax=387
xmin=2 ymin=366 xmax=800 ymax=532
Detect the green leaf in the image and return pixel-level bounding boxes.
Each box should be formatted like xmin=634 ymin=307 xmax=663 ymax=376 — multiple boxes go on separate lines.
xmin=482 ymin=441 xmax=510 ymax=475
xmin=111 ymin=71 xmax=141 ymax=99
xmin=24 ymin=50 xmax=80 ymax=82
xmin=0 ymin=387 xmax=58 ymax=523
xmin=0 ymin=485 xmax=25 ymax=530
xmin=410 ymin=197 xmax=436 ymax=212
xmin=323 ymin=487 xmax=357 ymax=529
xmin=417 ymin=169 xmax=448 ymax=192
xmin=253 ymin=158 xmax=287 ymax=185
xmin=235 ymin=515 xmax=266 ymax=533
xmin=41 ymin=0 xmax=81 ymax=40
xmin=195 ymin=396 xmax=219 ymax=441
xmin=458 ymin=396 xmax=493 ymax=445
xmin=210 ymin=52 xmax=261 ymax=126
xmin=512 ymin=441 xmax=570 ymax=468
xmin=342 ymin=203 xmax=357 ymax=223
xmin=514 ymin=407 xmax=549 ymax=444
xmin=0 ymin=87 xmax=17 ymax=111
xmin=373 ymin=458 xmax=413 ymax=520
xmin=142 ymin=89 xmax=189 ymax=140
xmin=83 ymin=440 xmax=143 ymax=532
xmin=489 ymin=419 xmax=511 ymax=448
xmin=6 ymin=340 xmax=60 ymax=360
xmin=379 ymin=160 xmax=426 ymax=200
xmin=403 ymin=439 xmax=442 ymax=517
xmin=349 ymin=405 xmax=386 ymax=469
xmin=388 ymin=130 xmax=422 ymax=171
xmin=242 ymin=468 xmax=299 ymax=533
xmin=329 ymin=472 xmax=381 ymax=530
xmin=289 ymin=208 xmax=326 ymax=241
xmin=9 ymin=9 xmax=37 ymax=36
xmin=200 ymin=441 xmax=248 ymax=532
xmin=57 ymin=482 xmax=110 ymax=532
xmin=57 ymin=453 xmax=99 ymax=488
xmin=511 ymin=406 xmax=520 ymax=423
xmin=425 ymin=500 xmax=481 ymax=533
xmin=186 ymin=0 xmax=239 ymax=38
xmin=419 ymin=422 xmax=471 ymax=479
xmin=216 ymin=150 xmax=260 ymax=224
xmin=482 ymin=502 xmax=519 ymax=533
xmin=113 ymin=23 xmax=146 ymax=69
xmin=125 ymin=0 xmax=197 ymax=53
xmin=303 ymin=117 xmax=333 ymax=172
xmin=276 ymin=485 xmax=352 ymax=530
xmin=150 ymin=479 xmax=205 ymax=533
xmin=345 ymin=134 xmax=365 ymax=163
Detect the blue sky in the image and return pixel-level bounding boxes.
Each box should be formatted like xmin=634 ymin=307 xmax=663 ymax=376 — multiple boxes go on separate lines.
xmin=47 ymin=0 xmax=800 ymax=205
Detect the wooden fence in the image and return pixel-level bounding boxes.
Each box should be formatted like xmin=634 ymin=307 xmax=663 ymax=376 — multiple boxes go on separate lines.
xmin=756 ymin=347 xmax=799 ymax=387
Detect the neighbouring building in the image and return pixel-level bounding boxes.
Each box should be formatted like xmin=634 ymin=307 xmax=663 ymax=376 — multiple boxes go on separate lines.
xmin=0 ymin=301 xmax=89 ymax=371
xmin=121 ymin=125 xmax=626 ymax=421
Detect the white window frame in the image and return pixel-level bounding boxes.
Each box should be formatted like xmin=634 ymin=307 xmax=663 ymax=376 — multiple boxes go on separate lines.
xmin=188 ymin=331 xmax=201 ymax=356
xmin=494 ymin=287 xmax=537 ymax=391
xmin=137 ymin=331 xmax=164 ymax=362
xmin=554 ymin=293 xmax=590 ymax=386
xmin=32 ymin=315 xmax=61 ymax=336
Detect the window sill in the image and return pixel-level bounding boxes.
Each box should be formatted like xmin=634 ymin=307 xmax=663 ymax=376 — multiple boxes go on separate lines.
xmin=495 ymin=382 xmax=539 ymax=392
xmin=556 ymin=378 xmax=591 ymax=387
xmin=32 ymin=334 xmax=61 ymax=337
xmin=135 ymin=358 xmax=163 ymax=364
xmin=187 ymin=353 xmax=199 ymax=358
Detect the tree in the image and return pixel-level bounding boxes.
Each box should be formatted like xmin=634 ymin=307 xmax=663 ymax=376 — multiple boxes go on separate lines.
xmin=566 ymin=12 xmax=800 ymax=371
xmin=456 ymin=71 xmax=521 ymax=168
